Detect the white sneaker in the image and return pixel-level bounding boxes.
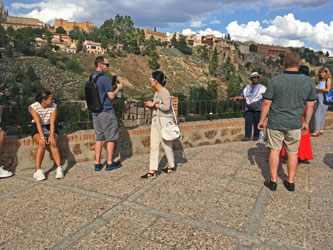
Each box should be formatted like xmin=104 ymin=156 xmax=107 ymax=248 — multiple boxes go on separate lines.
xmin=0 ymin=166 xmax=13 ymax=178
xmin=33 ymin=169 xmax=46 ymax=181
xmin=56 ymin=166 xmax=64 ymax=179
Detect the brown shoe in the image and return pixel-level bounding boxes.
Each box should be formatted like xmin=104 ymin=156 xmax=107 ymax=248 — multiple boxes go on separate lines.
xmin=310 ymin=132 xmax=320 ymax=137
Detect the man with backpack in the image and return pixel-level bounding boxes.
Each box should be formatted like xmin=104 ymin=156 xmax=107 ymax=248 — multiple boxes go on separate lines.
xmin=90 ymin=56 xmax=123 ymax=171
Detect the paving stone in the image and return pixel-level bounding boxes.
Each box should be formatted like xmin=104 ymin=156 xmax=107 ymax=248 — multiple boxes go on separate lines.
xmin=107 ymin=208 xmax=157 ymax=236
xmin=0 ymin=177 xmax=31 ymax=195
xmin=306 ymin=230 xmax=333 ymax=250
xmin=256 ymin=217 xmax=306 ymax=248
xmin=1 ymin=232 xmax=58 ymax=250
xmin=1 ymin=129 xmax=333 ymax=249
xmin=180 ymin=228 xmax=237 ymax=249
xmin=0 ymin=220 xmax=23 ymax=245
xmin=69 ymin=228 xmax=136 ymax=250
xmin=308 ymin=196 xmax=333 ymax=212
xmin=142 ymin=217 xmax=195 ymax=247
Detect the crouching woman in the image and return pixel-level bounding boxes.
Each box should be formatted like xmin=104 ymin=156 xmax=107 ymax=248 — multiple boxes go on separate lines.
xmin=29 ymin=90 xmax=63 ymax=181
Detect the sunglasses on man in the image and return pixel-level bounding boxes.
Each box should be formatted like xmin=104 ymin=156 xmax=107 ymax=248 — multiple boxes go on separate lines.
xmin=101 ymin=63 xmax=110 ymax=67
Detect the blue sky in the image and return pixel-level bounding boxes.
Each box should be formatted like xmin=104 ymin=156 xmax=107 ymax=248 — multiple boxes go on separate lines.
xmin=2 ymin=0 xmax=333 ymax=54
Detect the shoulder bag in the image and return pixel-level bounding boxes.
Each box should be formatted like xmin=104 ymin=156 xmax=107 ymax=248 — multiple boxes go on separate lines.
xmin=159 ymin=102 xmax=181 ymax=141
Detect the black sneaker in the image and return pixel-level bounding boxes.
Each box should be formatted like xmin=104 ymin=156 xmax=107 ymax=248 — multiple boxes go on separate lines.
xmin=241 ymin=137 xmax=251 ymax=142
xmin=283 ymin=180 xmax=295 ymax=192
xmin=264 ymin=179 xmax=277 ymax=191
xmin=106 ymin=161 xmax=122 ymax=171
xmin=252 ymin=137 xmax=259 ymax=141
xmin=94 ymin=163 xmax=103 ymax=171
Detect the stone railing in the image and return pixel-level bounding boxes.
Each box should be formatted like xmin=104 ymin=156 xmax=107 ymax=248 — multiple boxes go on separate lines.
xmin=3 ymin=112 xmax=333 ymax=172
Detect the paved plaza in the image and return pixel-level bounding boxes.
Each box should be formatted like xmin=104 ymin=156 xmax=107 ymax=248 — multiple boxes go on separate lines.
xmin=1 ymin=130 xmax=333 ymax=250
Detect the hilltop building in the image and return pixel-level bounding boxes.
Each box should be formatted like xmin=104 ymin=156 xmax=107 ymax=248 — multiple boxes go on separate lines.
xmin=143 ymin=29 xmax=167 ymax=42
xmin=83 ymin=40 xmax=106 ymax=54
xmin=54 ymin=19 xmax=94 ymax=34
xmin=0 ymin=0 xmax=46 ymax=30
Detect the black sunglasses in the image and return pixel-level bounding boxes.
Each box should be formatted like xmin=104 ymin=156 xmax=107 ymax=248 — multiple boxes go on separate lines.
xmin=101 ymin=63 xmax=110 ymax=67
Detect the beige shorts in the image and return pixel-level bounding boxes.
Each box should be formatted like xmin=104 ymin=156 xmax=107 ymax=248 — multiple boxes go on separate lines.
xmin=267 ymin=128 xmax=301 ymax=154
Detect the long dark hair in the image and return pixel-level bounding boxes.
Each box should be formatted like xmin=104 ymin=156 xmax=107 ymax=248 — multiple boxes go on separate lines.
xmin=35 ymin=90 xmax=52 ymax=103
xmin=152 ymin=71 xmax=167 ymax=86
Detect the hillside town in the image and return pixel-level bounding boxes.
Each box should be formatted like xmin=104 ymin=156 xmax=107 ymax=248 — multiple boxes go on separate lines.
xmin=1 ymin=0 xmax=332 ymax=64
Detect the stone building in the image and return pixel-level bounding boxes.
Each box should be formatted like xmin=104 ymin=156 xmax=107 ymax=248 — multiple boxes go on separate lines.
xmin=143 ymin=29 xmax=167 ymax=42
xmin=51 ymin=33 xmax=72 ymax=46
xmin=256 ymin=43 xmax=291 ymax=57
xmin=0 ymin=0 xmax=46 ymax=30
xmin=54 ymin=19 xmax=94 ymax=34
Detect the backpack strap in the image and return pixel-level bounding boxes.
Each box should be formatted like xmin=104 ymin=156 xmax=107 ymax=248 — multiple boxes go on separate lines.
xmin=91 ymin=72 xmax=108 ymax=107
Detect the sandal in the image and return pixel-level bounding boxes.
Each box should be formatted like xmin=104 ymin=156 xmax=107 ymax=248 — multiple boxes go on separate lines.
xmin=141 ymin=171 xmax=157 ymax=179
xmin=162 ymin=166 xmax=176 ymax=174
xmin=310 ymin=132 xmax=320 ymax=137
xmin=319 ymin=130 xmax=324 ymax=135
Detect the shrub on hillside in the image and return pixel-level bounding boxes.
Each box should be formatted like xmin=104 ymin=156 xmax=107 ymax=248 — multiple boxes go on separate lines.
xmin=66 ymin=58 xmax=83 ymax=74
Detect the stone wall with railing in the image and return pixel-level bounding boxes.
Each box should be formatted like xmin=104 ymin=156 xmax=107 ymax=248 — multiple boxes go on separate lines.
xmin=3 ymin=112 xmax=333 ymax=172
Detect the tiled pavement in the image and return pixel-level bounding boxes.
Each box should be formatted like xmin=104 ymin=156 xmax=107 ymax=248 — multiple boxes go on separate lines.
xmin=0 ymin=130 xmax=332 ymax=250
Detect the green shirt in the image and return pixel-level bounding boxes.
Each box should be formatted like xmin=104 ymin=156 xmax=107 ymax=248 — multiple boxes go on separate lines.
xmin=263 ymin=71 xmax=316 ymax=131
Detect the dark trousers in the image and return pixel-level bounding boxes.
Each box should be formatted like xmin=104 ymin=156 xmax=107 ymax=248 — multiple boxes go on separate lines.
xmin=245 ymin=111 xmax=261 ymax=138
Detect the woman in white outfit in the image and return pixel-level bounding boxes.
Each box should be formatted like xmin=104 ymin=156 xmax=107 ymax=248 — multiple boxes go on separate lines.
xmin=29 ymin=90 xmax=64 ymax=181
xmin=141 ymin=71 xmax=175 ymax=179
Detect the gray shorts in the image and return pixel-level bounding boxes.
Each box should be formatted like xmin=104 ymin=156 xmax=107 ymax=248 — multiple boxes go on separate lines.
xmin=93 ymin=111 xmax=119 ymax=142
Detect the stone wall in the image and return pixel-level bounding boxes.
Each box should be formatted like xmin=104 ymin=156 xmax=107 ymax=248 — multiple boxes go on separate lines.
xmin=3 ymin=112 xmax=333 ymax=172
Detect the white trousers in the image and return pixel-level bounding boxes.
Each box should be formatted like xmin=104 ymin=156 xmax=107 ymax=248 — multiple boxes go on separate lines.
xmin=149 ymin=116 xmax=175 ymax=171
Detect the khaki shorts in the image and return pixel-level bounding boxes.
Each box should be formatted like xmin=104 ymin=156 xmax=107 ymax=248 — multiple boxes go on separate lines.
xmin=267 ymin=128 xmax=301 ymax=154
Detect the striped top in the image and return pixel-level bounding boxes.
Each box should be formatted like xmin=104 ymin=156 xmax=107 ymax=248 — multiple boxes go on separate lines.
xmin=29 ymin=102 xmax=57 ymax=125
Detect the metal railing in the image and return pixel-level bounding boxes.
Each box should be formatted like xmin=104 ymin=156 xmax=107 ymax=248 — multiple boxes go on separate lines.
xmin=0 ymin=100 xmax=245 ymax=136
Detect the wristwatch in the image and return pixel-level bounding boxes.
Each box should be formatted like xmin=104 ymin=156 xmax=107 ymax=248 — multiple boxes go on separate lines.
xmin=153 ymin=103 xmax=157 ymax=109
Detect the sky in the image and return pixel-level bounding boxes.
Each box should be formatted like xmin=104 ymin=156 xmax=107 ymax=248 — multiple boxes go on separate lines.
xmin=2 ymin=0 xmax=333 ymax=55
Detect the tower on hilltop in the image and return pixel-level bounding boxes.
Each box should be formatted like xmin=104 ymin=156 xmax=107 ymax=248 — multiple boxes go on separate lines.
xmin=0 ymin=0 xmax=9 ymax=20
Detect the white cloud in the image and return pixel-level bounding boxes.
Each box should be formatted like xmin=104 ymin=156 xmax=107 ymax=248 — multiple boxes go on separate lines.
xmin=210 ymin=19 xmax=221 ymax=25
xmin=7 ymin=0 xmax=331 ymax=52
xmin=226 ymin=13 xmax=333 ymax=51
xmin=9 ymin=0 xmax=329 ymax=27
xmin=182 ymin=28 xmax=196 ymax=36
xmin=191 ymin=21 xmax=203 ymax=28
xmin=182 ymin=28 xmax=225 ymax=38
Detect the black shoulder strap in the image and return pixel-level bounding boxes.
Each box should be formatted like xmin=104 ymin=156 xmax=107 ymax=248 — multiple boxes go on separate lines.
xmin=91 ymin=72 xmax=107 ymax=106
xmin=93 ymin=72 xmax=104 ymax=83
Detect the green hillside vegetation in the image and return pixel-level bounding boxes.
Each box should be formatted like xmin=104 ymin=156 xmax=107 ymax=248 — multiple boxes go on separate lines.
xmin=0 ymin=14 xmax=330 ymax=135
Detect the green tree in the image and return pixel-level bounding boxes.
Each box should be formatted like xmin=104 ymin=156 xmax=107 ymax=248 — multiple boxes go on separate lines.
xmin=4 ymin=45 xmax=13 ymax=57
xmin=249 ymin=44 xmax=258 ymax=52
xmin=69 ymin=27 xmax=83 ymax=40
xmin=26 ymin=65 xmax=38 ymax=81
xmin=148 ymin=49 xmax=160 ymax=70
xmin=177 ymin=35 xmax=192 ymax=55
xmin=171 ymin=34 xmax=178 ymax=47
xmin=209 ymin=47 xmax=218 ymax=75
xmin=55 ymin=26 xmax=67 ymax=34
xmin=0 ymin=25 xmax=9 ymax=47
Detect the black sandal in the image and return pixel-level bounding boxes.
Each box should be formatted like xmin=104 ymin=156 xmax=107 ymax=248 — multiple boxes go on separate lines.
xmin=141 ymin=172 xmax=157 ymax=179
xmin=162 ymin=167 xmax=176 ymax=174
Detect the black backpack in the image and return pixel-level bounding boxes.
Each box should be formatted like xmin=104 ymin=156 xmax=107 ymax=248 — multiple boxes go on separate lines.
xmin=85 ymin=73 xmax=107 ymax=112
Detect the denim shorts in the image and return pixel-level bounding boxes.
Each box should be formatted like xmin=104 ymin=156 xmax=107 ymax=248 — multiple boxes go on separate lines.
xmin=93 ymin=111 xmax=119 ymax=141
